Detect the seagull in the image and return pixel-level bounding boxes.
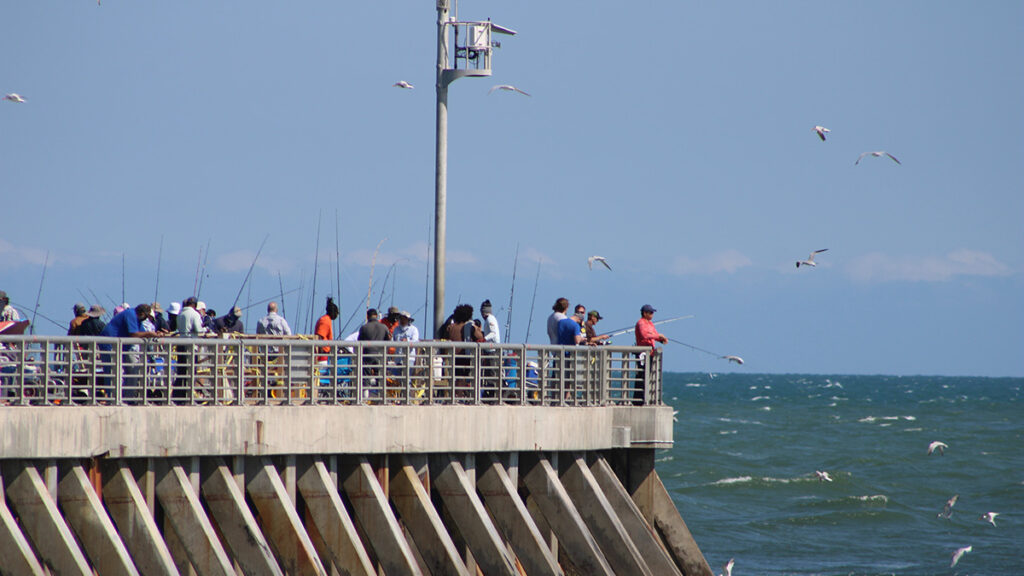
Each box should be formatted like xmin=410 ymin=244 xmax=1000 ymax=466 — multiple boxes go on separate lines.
xmin=392 ymin=80 xmax=414 ymax=89
xmin=3 ymin=93 xmax=26 ymax=103
xmin=815 ymin=470 xmax=833 ymax=482
xmin=980 ymin=512 xmax=999 ymax=526
xmin=722 ymin=355 xmax=744 ymax=365
xmin=950 ymin=545 xmax=971 ymax=568
xmin=587 ymin=256 xmax=612 ymax=271
xmin=719 ymin=558 xmax=734 ymax=576
xmin=938 ymin=494 xmax=959 ymax=519
xmin=855 ymin=151 xmax=901 ymax=165
xmin=813 ymin=125 xmax=830 ymax=141
xmin=927 ymin=441 xmax=948 ymax=455
xmin=796 ymin=249 xmax=828 ymax=268
xmin=488 ymin=84 xmax=531 ymax=97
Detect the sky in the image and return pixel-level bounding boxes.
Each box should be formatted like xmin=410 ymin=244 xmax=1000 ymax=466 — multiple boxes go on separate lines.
xmin=2 ymin=1 xmax=1022 ymax=377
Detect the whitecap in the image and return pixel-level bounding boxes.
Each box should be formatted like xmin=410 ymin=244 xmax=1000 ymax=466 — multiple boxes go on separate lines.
xmin=760 ymin=406 xmax=772 ymax=411
xmin=902 ymin=415 xmax=917 ymax=421
xmin=685 ymin=383 xmax=703 ymax=388
xmin=712 ymin=476 xmax=753 ymax=485
xmin=750 ymin=395 xmax=770 ymax=401
xmin=904 ymin=427 xmax=923 ymax=432
xmin=859 ymin=416 xmax=877 ymax=423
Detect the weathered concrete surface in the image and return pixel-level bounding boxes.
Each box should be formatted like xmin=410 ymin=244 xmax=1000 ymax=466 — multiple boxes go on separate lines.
xmin=0 ymin=405 xmax=672 ymax=459
xmin=200 ymin=461 xmax=283 ymax=576
xmin=103 ymin=466 xmax=179 ymax=576
xmin=296 ymin=459 xmax=376 ymax=576
xmin=58 ymin=465 xmax=140 ymax=576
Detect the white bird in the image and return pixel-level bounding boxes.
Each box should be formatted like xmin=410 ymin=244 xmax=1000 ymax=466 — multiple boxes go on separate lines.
xmin=796 ymin=248 xmax=828 ymax=268
xmin=719 ymin=558 xmax=734 ymax=576
xmin=813 ymin=125 xmax=830 ymax=141
xmin=950 ymin=545 xmax=971 ymax=568
xmin=855 ymin=151 xmax=901 ymax=165
xmin=722 ymin=355 xmax=744 ymax=365
xmin=392 ymin=80 xmax=414 ymax=89
xmin=489 ymin=84 xmax=531 ymax=97
xmin=3 ymin=93 xmax=26 ymax=103
xmin=980 ymin=512 xmax=999 ymax=526
xmin=927 ymin=440 xmax=948 ymax=455
xmin=815 ymin=470 xmax=833 ymax=482
xmin=938 ymin=494 xmax=958 ymax=519
xmin=587 ymin=256 xmax=612 ymax=271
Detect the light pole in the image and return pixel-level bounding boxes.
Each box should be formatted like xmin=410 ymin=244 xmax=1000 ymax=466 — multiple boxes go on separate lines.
xmin=432 ymin=0 xmax=516 ymax=336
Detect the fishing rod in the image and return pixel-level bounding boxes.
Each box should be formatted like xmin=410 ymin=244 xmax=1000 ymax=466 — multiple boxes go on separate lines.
xmin=197 ymin=238 xmax=212 ymax=299
xmin=309 ymin=211 xmax=322 ymax=334
xmin=236 ymin=288 xmax=302 ymax=312
xmin=603 ymin=315 xmax=695 ymax=338
xmin=29 ymin=251 xmax=49 ymax=336
xmin=278 ymin=271 xmax=287 ymax=320
xmin=154 ymin=234 xmax=164 ymax=304
xmin=231 ymin=234 xmax=269 ymax=310
xmin=504 ymin=243 xmax=519 ymax=343
xmin=524 ymin=259 xmax=541 ymax=342
xmin=121 ymin=253 xmax=126 ymax=306
xmin=423 ymin=220 xmax=431 ymax=336
xmin=334 ymin=209 xmax=342 ymax=338
xmin=366 ymin=237 xmax=386 ymax=310
xmin=192 ymin=244 xmax=203 ymax=297
xmin=666 ymin=337 xmax=744 ymax=365
xmin=12 ymin=301 xmax=64 ymax=331
xmin=87 ymin=288 xmax=112 ymax=320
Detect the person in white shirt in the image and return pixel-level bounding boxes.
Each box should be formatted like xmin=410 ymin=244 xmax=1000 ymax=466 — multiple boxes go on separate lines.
xmin=480 ymin=299 xmax=500 ymax=344
xmin=256 ymin=301 xmax=292 ymax=336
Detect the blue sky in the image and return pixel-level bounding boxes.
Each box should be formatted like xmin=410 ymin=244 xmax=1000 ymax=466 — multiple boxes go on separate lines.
xmin=3 ymin=1 xmax=1022 ymax=376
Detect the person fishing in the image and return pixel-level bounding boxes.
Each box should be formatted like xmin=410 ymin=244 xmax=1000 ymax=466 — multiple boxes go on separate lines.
xmin=633 ymin=304 xmax=668 ymax=405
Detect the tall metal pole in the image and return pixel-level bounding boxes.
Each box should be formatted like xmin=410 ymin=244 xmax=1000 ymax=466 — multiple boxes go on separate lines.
xmin=433 ymin=0 xmax=450 ymax=337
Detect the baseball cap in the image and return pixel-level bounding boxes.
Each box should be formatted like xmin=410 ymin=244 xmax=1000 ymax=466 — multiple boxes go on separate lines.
xmin=588 ymin=310 xmax=603 ymax=320
xmin=641 ymin=304 xmax=656 ymax=314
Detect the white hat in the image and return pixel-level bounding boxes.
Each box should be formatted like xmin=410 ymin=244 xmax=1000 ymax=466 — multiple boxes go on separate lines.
xmin=168 ymin=302 xmax=182 ymax=315
xmin=197 ymin=301 xmax=207 ymax=310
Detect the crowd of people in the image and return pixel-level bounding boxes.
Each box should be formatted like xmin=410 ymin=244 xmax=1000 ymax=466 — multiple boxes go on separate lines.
xmin=2 ymin=288 xmax=669 ymax=353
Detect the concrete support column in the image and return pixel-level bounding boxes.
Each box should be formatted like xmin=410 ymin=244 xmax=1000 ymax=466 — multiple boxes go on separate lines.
xmin=4 ymin=462 xmax=92 ymax=575
xmin=58 ymin=464 xmax=139 ymax=576
xmin=432 ymin=454 xmax=518 ymax=576
xmin=477 ymin=453 xmax=562 ymax=576
xmin=521 ymin=455 xmax=615 ymax=576
xmin=0 ymin=470 xmax=46 ymax=576
xmin=103 ymin=465 xmax=179 ymax=576
xmin=247 ymin=457 xmax=328 ymax=576
xmin=296 ymin=459 xmax=375 ymax=576
xmin=339 ymin=456 xmax=423 ymax=576
xmin=200 ymin=459 xmax=282 ymax=576
xmin=389 ymin=456 xmax=469 ymax=575
xmin=155 ymin=460 xmax=236 ymax=575
xmin=560 ymin=453 xmax=652 ymax=575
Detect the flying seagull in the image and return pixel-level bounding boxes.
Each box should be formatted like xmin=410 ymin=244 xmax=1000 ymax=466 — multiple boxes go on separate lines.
xmin=719 ymin=558 xmax=734 ymax=576
xmin=927 ymin=440 xmax=948 ymax=455
xmin=392 ymin=80 xmax=414 ymax=89
xmin=856 ymin=151 xmax=901 ymax=165
xmin=813 ymin=125 xmax=830 ymax=141
xmin=3 ymin=93 xmax=26 ymax=103
xmin=722 ymin=355 xmax=744 ymax=365
xmin=938 ymin=494 xmax=959 ymax=519
xmin=796 ymin=249 xmax=828 ymax=268
xmin=950 ymin=545 xmax=971 ymax=568
xmin=587 ymin=256 xmax=612 ymax=271
xmin=489 ymin=84 xmax=531 ymax=97
xmin=815 ymin=470 xmax=833 ymax=482
xmin=980 ymin=512 xmax=999 ymax=526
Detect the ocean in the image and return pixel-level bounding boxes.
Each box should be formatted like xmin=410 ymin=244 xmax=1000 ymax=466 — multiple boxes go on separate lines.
xmin=659 ymin=373 xmax=1023 ymax=576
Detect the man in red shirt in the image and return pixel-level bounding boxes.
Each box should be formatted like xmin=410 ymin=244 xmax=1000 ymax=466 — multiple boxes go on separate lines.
xmin=633 ymin=304 xmax=667 ymax=405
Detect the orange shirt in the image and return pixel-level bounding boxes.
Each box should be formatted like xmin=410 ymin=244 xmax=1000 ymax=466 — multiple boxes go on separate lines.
xmin=314 ymin=314 xmax=333 ymax=361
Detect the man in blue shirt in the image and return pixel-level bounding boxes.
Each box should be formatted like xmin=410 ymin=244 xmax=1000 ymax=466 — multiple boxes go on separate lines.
xmin=101 ymin=304 xmax=163 ymax=338
xmin=556 ymin=311 xmax=585 ymax=346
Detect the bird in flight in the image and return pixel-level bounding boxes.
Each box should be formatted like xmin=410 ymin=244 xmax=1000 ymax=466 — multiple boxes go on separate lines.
xmin=927 ymin=440 xmax=948 ymax=455
xmin=587 ymin=256 xmax=612 ymax=271
xmin=980 ymin=512 xmax=999 ymax=526
xmin=938 ymin=494 xmax=959 ymax=519
xmin=815 ymin=470 xmax=833 ymax=482
xmin=722 ymin=355 xmax=744 ymax=365
xmin=3 ymin=93 xmax=26 ymax=103
xmin=489 ymin=84 xmax=531 ymax=97
xmin=950 ymin=545 xmax=972 ymax=568
xmin=392 ymin=80 xmax=414 ymax=89
xmin=719 ymin=558 xmax=734 ymax=576
xmin=796 ymin=249 xmax=828 ymax=268
xmin=856 ymin=151 xmax=901 ymax=165
xmin=813 ymin=125 xmax=830 ymax=141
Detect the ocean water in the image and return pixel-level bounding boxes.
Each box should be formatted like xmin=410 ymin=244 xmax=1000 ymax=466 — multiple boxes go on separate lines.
xmin=659 ymin=373 xmax=1023 ymax=576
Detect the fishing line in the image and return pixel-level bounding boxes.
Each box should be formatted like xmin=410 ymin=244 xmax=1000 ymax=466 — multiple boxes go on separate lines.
xmin=666 ymin=337 xmax=743 ymax=365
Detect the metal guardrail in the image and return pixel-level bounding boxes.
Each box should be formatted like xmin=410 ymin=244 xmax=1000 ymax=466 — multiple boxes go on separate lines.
xmin=0 ymin=336 xmax=663 ymax=407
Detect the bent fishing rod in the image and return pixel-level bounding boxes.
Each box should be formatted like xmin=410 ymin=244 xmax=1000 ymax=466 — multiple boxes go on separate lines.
xmin=603 ymin=314 xmax=695 ymax=338
xmin=666 ymin=337 xmax=744 ymax=365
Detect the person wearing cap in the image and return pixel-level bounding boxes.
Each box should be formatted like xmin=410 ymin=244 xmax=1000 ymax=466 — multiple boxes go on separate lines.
xmin=381 ymin=306 xmax=401 ymax=337
xmin=68 ymin=303 xmax=89 ymax=335
xmin=480 ymin=299 xmax=500 ymax=344
xmin=150 ymin=302 xmax=171 ymax=333
xmin=78 ymin=305 xmax=108 ymax=336
xmin=100 ymin=304 xmax=164 ymax=339
xmin=214 ymin=306 xmax=245 ymax=334
xmin=0 ymin=291 xmax=20 ymax=322
xmin=556 ymin=309 xmax=585 ymax=346
xmin=584 ymin=310 xmax=610 ymax=346
xmin=166 ymin=302 xmax=182 ymax=333
xmin=635 ymin=304 xmax=669 ymax=349
xmin=391 ymin=311 xmax=419 ymax=343
xmin=256 ymin=301 xmax=292 ymax=336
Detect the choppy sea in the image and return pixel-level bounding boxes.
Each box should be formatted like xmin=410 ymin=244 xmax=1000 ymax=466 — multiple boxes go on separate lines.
xmin=659 ymin=373 xmax=1023 ymax=576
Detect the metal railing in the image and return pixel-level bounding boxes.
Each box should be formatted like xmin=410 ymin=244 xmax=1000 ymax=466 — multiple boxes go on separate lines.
xmin=0 ymin=336 xmax=663 ymax=407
